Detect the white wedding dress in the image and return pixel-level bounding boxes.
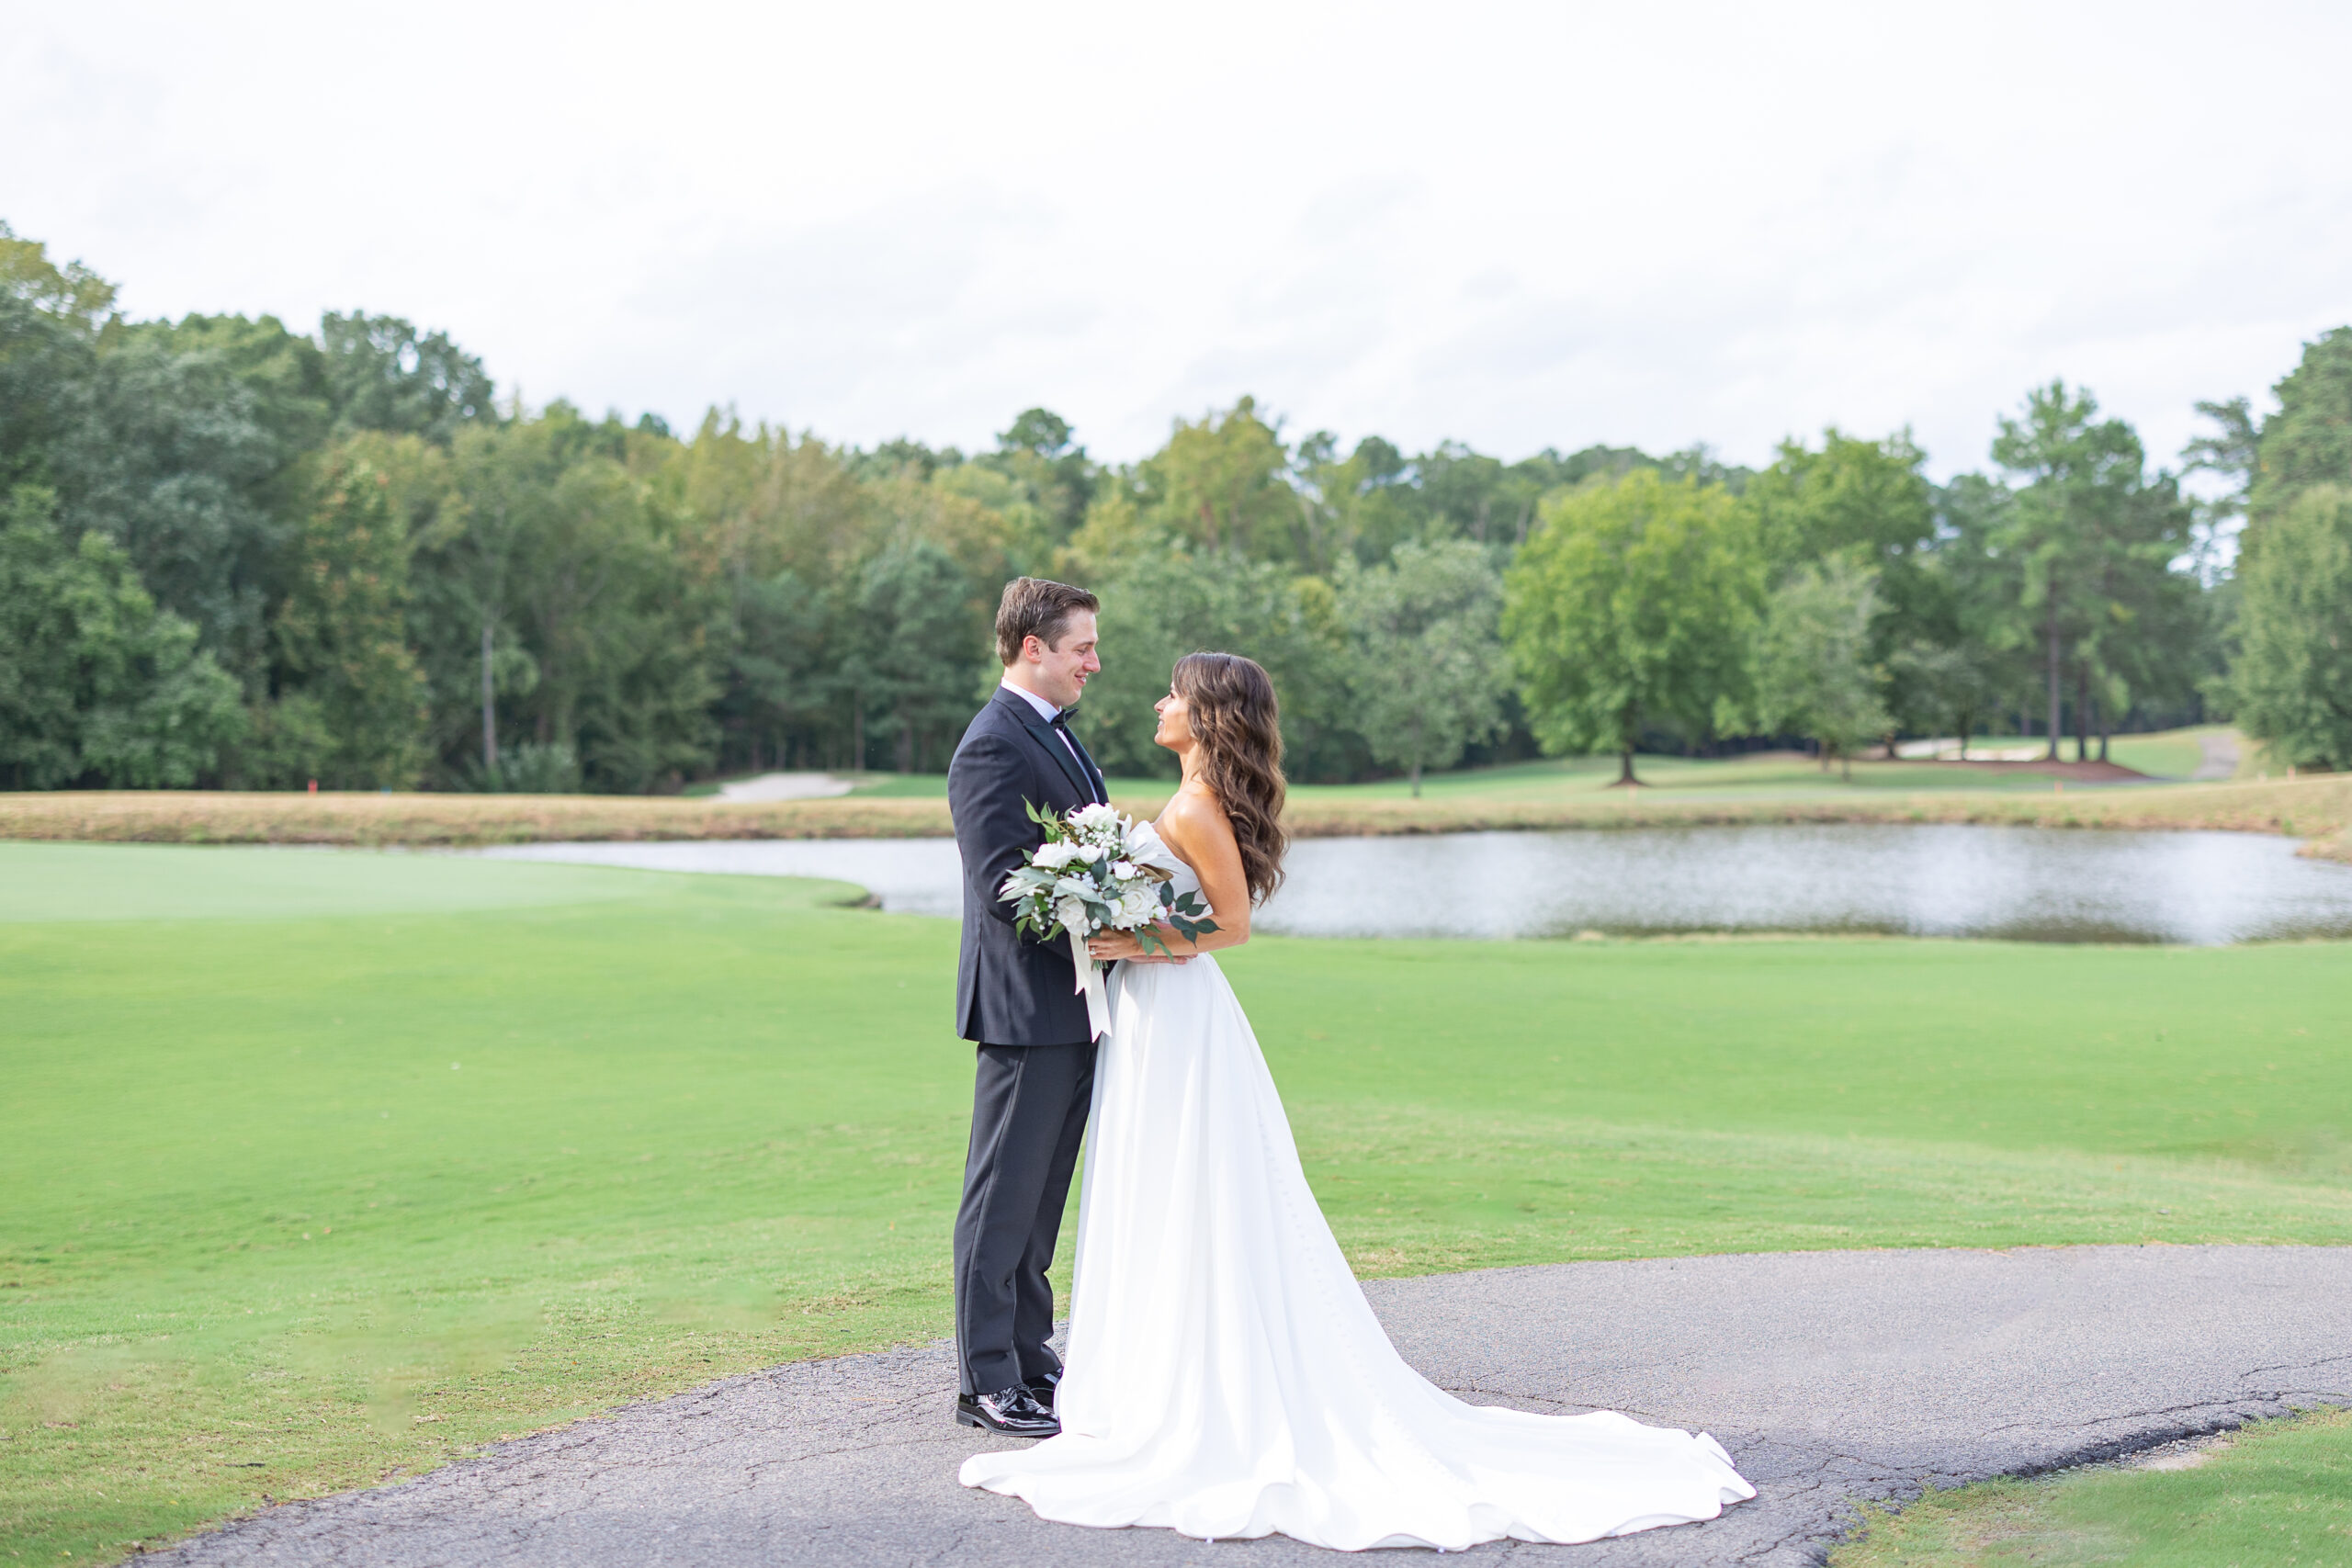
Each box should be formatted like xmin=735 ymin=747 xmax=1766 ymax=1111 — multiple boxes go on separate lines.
xmin=959 ymin=863 xmax=1755 ymax=1551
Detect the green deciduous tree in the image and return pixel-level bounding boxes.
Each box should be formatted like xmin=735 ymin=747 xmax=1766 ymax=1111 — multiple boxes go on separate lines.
xmin=0 ymin=220 xmax=116 ymax=325
xmin=46 ymin=327 xmax=297 ymax=681
xmin=1140 ymin=397 xmax=1298 ymax=559
xmin=1275 ymin=571 xmax=1356 ymax=784
xmin=524 ymin=421 xmax=719 ymax=792
xmin=1338 ymin=540 xmax=1509 ymax=795
xmin=1503 ymin=470 xmax=1763 ymax=785
xmin=983 ymin=407 xmax=1097 ymax=543
xmin=1413 ymin=442 xmax=1510 ymax=547
xmin=413 ymin=407 xmax=721 ymax=792
xmin=250 ymin=435 xmax=435 ymax=788
xmin=0 ymin=214 xmax=2282 ymax=796
xmin=0 ymin=486 xmax=242 ymax=788
xmin=1291 ymin=432 xmax=1415 ymax=573
xmin=418 ymin=417 xmax=558 ymax=780
xmin=662 ymin=415 xmax=871 ymax=773
xmin=1 ymin=222 xmax=112 ymax=495
xmin=1744 ymin=427 xmax=1934 ymax=574
xmin=718 ymin=565 xmax=831 ymax=771
xmin=321 ymin=312 xmax=497 ymax=445
xmin=1078 ymin=547 xmax=1344 ymax=780
xmin=2229 ymin=485 xmax=2352 ymax=769
xmin=854 ymin=537 xmax=983 ymax=773
xmin=1744 ymin=427 xmax=1939 ymax=752
xmin=1754 ymin=558 xmax=1891 ymax=778
xmin=1884 ymin=634 xmax=2003 ymax=761
xmin=2211 ymin=329 xmax=2352 ymax=760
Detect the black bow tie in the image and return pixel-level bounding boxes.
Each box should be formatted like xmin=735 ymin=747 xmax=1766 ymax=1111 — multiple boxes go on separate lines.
xmin=1051 ymin=711 xmax=1074 ymax=728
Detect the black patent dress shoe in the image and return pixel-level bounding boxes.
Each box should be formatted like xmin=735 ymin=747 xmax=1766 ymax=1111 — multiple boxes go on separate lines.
xmin=955 ymin=1385 xmax=1060 ymax=1438
xmin=1026 ymin=1365 xmax=1062 ymax=1406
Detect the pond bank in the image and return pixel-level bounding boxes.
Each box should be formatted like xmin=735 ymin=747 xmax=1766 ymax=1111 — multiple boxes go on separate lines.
xmin=2 ymin=774 xmax=2346 ymax=863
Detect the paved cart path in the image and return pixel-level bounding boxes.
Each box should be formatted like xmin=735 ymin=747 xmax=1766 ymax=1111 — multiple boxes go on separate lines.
xmin=149 ymin=1246 xmax=2352 ymax=1567
xmin=2193 ymin=731 xmax=2242 ymax=781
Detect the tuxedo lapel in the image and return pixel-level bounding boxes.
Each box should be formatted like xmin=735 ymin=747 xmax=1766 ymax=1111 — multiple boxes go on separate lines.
xmin=1063 ymin=724 xmax=1108 ymax=802
xmin=996 ymin=690 xmax=1096 ymax=805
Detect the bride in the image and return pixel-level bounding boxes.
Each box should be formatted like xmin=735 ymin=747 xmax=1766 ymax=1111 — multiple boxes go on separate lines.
xmin=959 ymin=652 xmax=1754 ymax=1552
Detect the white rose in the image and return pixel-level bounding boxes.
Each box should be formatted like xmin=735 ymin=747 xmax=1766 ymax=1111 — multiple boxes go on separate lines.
xmin=1054 ymin=895 xmax=1091 ymax=934
xmin=1110 ymin=859 xmax=1139 ymax=881
xmin=1032 ymin=840 xmax=1078 ymax=871
xmin=1117 ymin=886 xmax=1158 ymax=927
xmin=1120 ymin=819 xmax=1185 ymax=876
xmin=1071 ymin=803 xmax=1121 ymax=834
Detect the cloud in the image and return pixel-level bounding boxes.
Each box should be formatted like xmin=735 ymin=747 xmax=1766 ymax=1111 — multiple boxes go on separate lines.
xmin=6 ymin=0 xmax=2352 ymax=477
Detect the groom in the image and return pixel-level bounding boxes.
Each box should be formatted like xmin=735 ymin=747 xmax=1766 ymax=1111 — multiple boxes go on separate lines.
xmin=946 ymin=577 xmax=1112 ymax=1438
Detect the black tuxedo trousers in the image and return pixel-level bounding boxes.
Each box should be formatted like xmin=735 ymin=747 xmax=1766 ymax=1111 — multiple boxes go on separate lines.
xmin=945 ymin=686 xmax=1110 ymax=1395
xmin=955 ymin=1041 xmax=1093 ymax=1393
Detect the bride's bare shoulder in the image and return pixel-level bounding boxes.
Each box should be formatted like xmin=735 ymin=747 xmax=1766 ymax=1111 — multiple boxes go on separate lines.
xmin=1157 ymin=784 xmax=1235 ymax=850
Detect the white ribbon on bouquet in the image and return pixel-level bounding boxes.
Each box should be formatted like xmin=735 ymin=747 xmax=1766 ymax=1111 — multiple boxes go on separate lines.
xmin=1043 ymin=817 xmax=1187 ymax=1043
xmin=1067 ymin=925 xmax=1114 ymax=1041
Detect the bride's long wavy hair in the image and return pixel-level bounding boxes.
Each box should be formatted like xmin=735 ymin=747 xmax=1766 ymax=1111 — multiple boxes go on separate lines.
xmin=1171 ymin=651 xmax=1288 ymax=905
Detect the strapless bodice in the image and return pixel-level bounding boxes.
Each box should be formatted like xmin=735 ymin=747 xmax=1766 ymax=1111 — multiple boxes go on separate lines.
xmin=1114 ymin=855 xmax=1216 ymax=998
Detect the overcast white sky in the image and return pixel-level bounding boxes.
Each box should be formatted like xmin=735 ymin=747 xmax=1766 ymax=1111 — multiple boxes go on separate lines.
xmin=6 ymin=2 xmax=2350 ymax=478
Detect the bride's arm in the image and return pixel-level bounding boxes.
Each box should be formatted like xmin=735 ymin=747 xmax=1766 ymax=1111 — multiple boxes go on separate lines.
xmin=1088 ymin=794 xmax=1252 ymax=961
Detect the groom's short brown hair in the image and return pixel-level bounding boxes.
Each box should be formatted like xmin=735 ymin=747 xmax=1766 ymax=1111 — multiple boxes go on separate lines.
xmin=995 ymin=578 xmax=1100 ymax=665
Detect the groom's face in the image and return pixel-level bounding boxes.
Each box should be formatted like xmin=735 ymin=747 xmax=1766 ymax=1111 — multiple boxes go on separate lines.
xmin=1026 ymin=610 xmax=1101 ymax=710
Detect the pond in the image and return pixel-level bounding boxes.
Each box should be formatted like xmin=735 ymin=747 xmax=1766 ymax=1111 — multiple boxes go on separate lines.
xmin=474 ymin=824 xmax=2352 ymax=946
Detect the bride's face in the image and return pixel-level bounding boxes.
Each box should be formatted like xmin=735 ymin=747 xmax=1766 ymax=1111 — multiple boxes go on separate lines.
xmin=1152 ymin=684 xmax=1193 ymax=752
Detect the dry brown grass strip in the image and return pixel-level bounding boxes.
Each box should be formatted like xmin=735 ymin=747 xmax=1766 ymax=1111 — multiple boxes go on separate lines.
xmin=2 ymin=775 xmax=2346 ymax=852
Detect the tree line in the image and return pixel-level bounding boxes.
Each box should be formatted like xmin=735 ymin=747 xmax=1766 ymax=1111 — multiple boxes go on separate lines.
xmin=4 ymin=219 xmax=2349 ymax=794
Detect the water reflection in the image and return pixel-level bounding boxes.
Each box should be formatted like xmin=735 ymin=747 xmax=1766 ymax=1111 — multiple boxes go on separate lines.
xmin=1268 ymin=826 xmax=2352 ymax=945
xmin=476 ymin=825 xmax=2352 ymax=946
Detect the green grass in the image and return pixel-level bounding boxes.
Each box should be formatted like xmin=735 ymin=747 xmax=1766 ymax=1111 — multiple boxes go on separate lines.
xmin=1878 ymin=731 xmax=2218 ymax=781
xmin=2105 ymin=730 xmax=2217 ymax=781
xmin=1286 ymin=751 xmax=2094 ymax=802
xmin=5 ymin=841 xmax=2350 ymax=1562
xmin=0 ymin=843 xmax=652 ymax=922
xmin=1284 ymin=725 xmax=2236 ymax=803
xmin=1834 ymin=1405 xmax=2352 ymax=1566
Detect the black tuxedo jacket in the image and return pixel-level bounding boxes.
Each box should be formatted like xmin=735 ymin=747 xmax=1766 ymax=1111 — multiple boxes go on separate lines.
xmin=948 ymin=685 xmax=1110 ymax=1045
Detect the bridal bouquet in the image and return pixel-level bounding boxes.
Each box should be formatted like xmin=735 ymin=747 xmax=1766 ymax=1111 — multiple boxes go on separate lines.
xmin=1000 ymin=801 xmax=1217 ymax=1038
